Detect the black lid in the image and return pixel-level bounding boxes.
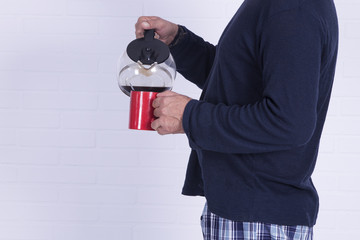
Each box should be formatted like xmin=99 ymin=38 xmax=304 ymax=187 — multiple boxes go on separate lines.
xmin=126 ymin=29 xmax=170 ymax=65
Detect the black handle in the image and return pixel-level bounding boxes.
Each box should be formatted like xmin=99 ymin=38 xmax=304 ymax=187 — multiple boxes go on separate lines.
xmin=144 ymin=29 xmax=155 ymax=41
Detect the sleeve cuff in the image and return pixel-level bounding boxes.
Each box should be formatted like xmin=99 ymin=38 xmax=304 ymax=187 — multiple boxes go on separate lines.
xmin=168 ymin=25 xmax=186 ymax=48
xmin=182 ymin=99 xmax=199 ymax=149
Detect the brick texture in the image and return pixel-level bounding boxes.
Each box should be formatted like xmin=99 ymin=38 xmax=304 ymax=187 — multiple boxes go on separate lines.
xmin=0 ymin=0 xmax=358 ymax=239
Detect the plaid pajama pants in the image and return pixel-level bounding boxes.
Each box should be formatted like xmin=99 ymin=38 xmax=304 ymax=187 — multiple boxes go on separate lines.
xmin=201 ymin=203 xmax=313 ymax=240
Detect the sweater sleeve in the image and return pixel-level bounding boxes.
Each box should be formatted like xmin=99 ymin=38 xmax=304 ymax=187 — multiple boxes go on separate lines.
xmin=182 ymin=10 xmax=324 ymax=154
xmin=170 ymin=26 xmax=217 ymax=89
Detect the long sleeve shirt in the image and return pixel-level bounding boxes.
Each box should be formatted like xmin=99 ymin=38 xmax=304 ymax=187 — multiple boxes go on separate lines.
xmin=170 ymin=0 xmax=338 ymax=226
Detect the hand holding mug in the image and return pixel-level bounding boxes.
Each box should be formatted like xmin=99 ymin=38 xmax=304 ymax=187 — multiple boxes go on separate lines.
xmin=151 ymin=91 xmax=192 ymax=135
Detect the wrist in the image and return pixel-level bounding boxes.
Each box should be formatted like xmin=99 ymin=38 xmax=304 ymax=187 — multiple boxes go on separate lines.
xmin=168 ymin=25 xmax=185 ymax=48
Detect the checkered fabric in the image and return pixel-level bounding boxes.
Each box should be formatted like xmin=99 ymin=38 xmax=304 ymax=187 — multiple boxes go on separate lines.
xmin=201 ymin=203 xmax=313 ymax=240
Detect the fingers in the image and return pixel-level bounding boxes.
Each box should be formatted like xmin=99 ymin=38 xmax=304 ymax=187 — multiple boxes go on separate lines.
xmin=135 ymin=16 xmax=178 ymax=45
xmin=152 ymin=96 xmax=161 ymax=109
xmin=151 ymin=117 xmax=184 ymax=135
xmin=135 ymin=16 xmax=162 ymax=39
xmin=152 ymin=91 xmax=191 ymax=119
xmin=150 ymin=91 xmax=190 ymax=135
xmin=152 ymin=99 xmax=168 ymax=118
xmin=151 ymin=118 xmax=161 ymax=132
xmin=153 ymin=106 xmax=160 ymax=118
xmin=152 ymin=91 xmax=175 ymax=108
xmin=151 ymin=118 xmax=167 ymax=134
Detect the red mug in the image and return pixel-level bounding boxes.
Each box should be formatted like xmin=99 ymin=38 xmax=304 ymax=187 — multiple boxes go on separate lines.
xmin=129 ymin=91 xmax=157 ymax=130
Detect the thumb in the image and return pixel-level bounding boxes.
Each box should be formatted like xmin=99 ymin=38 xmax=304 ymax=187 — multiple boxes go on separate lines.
xmin=141 ymin=21 xmax=151 ymax=29
xmin=136 ymin=16 xmax=161 ymax=38
xmin=141 ymin=18 xmax=165 ymax=34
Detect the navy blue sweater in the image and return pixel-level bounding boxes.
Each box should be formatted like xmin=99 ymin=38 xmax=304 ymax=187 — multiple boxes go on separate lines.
xmin=170 ymin=0 xmax=338 ymax=226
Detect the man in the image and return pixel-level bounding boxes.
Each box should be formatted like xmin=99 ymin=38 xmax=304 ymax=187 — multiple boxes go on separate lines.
xmin=135 ymin=0 xmax=338 ymax=239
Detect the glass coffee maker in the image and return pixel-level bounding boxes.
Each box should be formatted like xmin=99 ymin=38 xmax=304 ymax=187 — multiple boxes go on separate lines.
xmin=117 ymin=29 xmax=176 ymax=130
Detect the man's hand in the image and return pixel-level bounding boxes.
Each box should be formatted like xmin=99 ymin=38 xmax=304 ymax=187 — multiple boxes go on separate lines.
xmin=135 ymin=16 xmax=179 ymax=45
xmin=151 ymin=91 xmax=192 ymax=135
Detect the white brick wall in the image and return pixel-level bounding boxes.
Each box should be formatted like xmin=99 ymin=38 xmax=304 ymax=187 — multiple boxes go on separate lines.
xmin=0 ymin=0 xmax=358 ymax=239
